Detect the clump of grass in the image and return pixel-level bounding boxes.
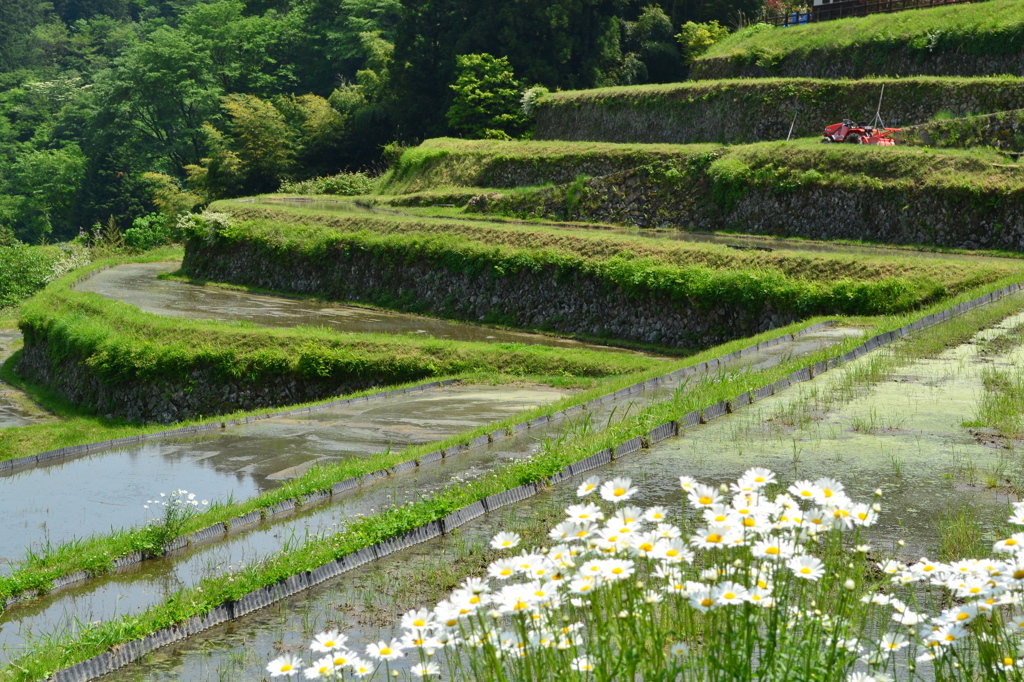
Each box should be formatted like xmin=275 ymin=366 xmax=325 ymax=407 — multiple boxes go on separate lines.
xmin=974 ymin=366 xmax=1024 ymax=437
xmin=937 ymin=504 xmax=987 ymax=562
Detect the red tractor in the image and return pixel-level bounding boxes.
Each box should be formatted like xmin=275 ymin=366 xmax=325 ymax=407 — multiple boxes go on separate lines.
xmin=821 ymin=119 xmax=901 ymax=146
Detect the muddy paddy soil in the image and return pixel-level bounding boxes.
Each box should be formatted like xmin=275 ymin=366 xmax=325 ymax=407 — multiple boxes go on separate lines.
xmin=96 ymin=311 xmax=1024 ymax=682
xmin=75 ymin=263 xmax=637 ymax=353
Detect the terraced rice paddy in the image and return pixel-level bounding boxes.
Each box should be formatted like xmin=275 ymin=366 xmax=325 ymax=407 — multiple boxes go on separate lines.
xmin=0 ymin=265 xmax=857 ymax=671
xmin=92 ymin=299 xmax=1024 ymax=681
xmin=75 ymin=263 xmax=626 ymax=352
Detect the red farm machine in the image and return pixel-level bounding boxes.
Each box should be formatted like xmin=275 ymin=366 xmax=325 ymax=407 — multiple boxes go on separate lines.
xmin=820 ymin=85 xmax=901 ymax=146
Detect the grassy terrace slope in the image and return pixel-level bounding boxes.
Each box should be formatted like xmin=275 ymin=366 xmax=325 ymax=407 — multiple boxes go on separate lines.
xmin=194 ymin=204 xmax=1019 ymax=347
xmin=382 ymin=138 xmax=1024 ymax=252
xmin=533 ymin=77 xmax=1024 ymax=145
xmin=693 ymin=0 xmax=1024 ymax=79
xmin=380 ymin=138 xmax=718 ymax=194
xmin=17 ymin=263 xmax=661 ymax=423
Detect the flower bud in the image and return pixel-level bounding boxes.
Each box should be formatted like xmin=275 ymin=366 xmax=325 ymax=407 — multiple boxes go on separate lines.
xmin=844 ymin=579 xmax=856 ymax=591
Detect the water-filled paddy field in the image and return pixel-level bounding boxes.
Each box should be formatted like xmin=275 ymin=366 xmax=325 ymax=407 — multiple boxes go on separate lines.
xmin=0 ymin=321 xmax=853 ymax=659
xmin=89 ymin=300 xmax=1024 ymax=681
xmin=74 ymin=263 xmax=629 ymax=352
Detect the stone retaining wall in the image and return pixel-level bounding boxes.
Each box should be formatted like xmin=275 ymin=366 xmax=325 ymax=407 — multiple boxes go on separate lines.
xmin=476 ymin=164 xmax=1024 ymax=252
xmin=534 ymin=78 xmax=1024 ymax=145
xmin=691 ymin=47 xmax=1024 ymax=81
xmin=17 ymin=339 xmax=407 ymax=424
xmin=182 ymin=240 xmax=798 ymax=350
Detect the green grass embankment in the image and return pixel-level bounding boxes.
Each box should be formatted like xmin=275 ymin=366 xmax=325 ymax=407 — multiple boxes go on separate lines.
xmin=369 ymin=138 xmax=1024 ymax=251
xmin=200 ymin=205 xmax=1014 ymax=318
xmin=378 ymin=138 xmax=719 ymax=194
xmin=16 ymin=258 xmax=663 ymax=423
xmin=693 ymin=0 xmax=1024 ymax=79
xmin=533 ymin=76 xmax=1024 ymax=145
xmin=10 ymin=278 xmax=1024 ymax=682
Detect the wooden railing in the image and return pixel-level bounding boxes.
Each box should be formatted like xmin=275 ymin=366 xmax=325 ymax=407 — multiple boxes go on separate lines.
xmin=765 ymin=0 xmax=986 ymax=27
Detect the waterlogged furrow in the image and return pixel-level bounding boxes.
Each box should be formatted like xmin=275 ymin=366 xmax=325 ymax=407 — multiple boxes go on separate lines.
xmin=74 ymin=263 xmax=626 ymax=352
xmin=0 ymin=385 xmax=569 ymax=567
xmin=0 ymin=327 xmax=857 ymax=660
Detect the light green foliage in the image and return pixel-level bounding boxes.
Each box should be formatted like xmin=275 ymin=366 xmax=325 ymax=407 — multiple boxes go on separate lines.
xmin=446 ymin=54 xmax=526 ymax=140
xmin=676 ymin=20 xmax=730 ymax=65
xmin=0 ymin=145 xmax=86 ymax=243
xmin=0 ymin=243 xmax=89 ymax=309
xmin=279 ymin=171 xmax=375 ymax=195
xmin=123 ymin=214 xmax=178 ymax=250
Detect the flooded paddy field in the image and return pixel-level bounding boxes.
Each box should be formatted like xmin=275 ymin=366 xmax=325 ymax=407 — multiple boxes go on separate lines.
xmin=74 ymin=263 xmax=631 ymax=353
xmin=0 ymin=325 xmax=858 ymax=659
xmin=0 ymin=384 xmax=569 ymax=568
xmin=0 ymin=330 xmax=47 ymax=429
xmin=94 ymin=305 xmax=1024 ymax=682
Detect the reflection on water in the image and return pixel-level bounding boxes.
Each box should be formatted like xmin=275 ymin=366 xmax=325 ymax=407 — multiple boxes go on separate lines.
xmin=0 ymin=330 xmax=39 ymax=429
xmin=75 ymin=262 xmax=628 ymax=352
xmin=0 ymin=385 xmax=569 ymax=569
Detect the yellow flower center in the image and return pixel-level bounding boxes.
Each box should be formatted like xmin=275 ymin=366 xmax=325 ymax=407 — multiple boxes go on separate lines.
xmin=945 ymin=634 xmax=956 ymax=642
xmin=1006 ymin=658 xmax=1015 ymax=666
xmin=823 ymin=489 xmax=833 ymax=498
xmin=514 ymin=601 xmax=528 ymax=610
xmin=706 ymin=533 xmax=723 ymax=543
xmin=700 ymin=598 xmax=713 ymax=607
xmin=500 ymin=569 xmax=512 ymax=576
xmin=281 ymin=665 xmax=293 ymax=672
xmin=957 ymin=613 xmax=969 ymax=621
xmin=380 ymin=647 xmax=392 ymax=656
xmin=613 ymin=488 xmax=626 ymax=497
xmin=800 ymin=567 xmax=811 ymax=575
xmin=698 ymin=496 xmax=713 ymax=505
xmin=324 ymin=640 xmax=335 ymax=647
xmin=724 ymin=592 xmax=736 ymax=599
xmin=800 ymin=491 xmax=813 ymax=497
xmin=765 ymin=547 xmax=779 ymax=555
xmin=754 ymin=477 xmax=765 ymax=483
xmin=1014 ymin=570 xmax=1024 ymax=580
xmin=666 ymin=549 xmax=679 ymax=557
xmin=612 ymin=567 xmax=623 ymax=575
xmin=1008 ymin=539 xmax=1018 ymax=546
xmin=743 ymin=518 xmax=756 ymax=527
xmin=639 ymin=543 xmax=654 ymax=551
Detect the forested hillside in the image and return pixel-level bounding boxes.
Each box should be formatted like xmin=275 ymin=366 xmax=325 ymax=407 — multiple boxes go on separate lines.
xmin=0 ymin=0 xmax=755 ymax=244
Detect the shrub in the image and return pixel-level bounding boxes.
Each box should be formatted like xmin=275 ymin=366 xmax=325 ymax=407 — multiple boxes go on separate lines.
xmin=123 ymin=213 xmax=179 ymax=250
xmin=278 ymin=172 xmax=376 ymax=196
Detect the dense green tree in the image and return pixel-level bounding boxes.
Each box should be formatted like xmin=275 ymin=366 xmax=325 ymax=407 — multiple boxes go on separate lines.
xmin=446 ymin=54 xmax=524 ymax=139
xmin=0 ymin=0 xmax=50 ymax=72
xmin=95 ymin=27 xmax=222 ymax=170
xmin=1 ymin=145 xmax=86 ymax=241
xmin=621 ymin=5 xmax=685 ymax=83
